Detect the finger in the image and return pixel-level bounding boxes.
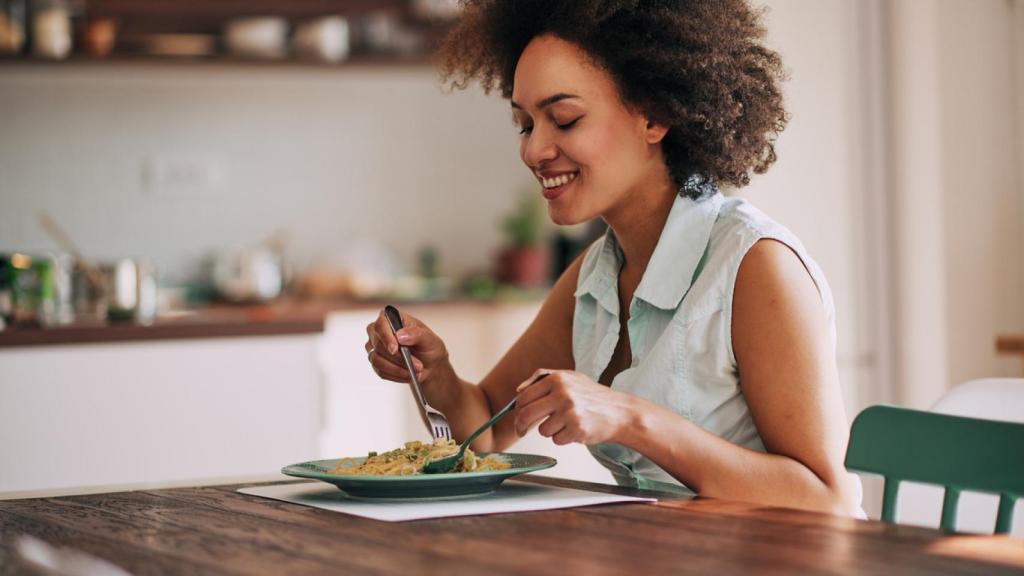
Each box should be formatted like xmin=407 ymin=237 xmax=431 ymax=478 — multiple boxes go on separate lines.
xmin=370 ymin=352 xmax=414 ymax=382
xmin=517 ymin=369 xmax=553 ymax=392
xmin=552 ymin=427 xmax=578 ymax=446
xmin=515 ymin=395 xmax=559 ymax=437
xmin=365 ymin=323 xmax=376 ymax=351
xmin=365 ymin=323 xmax=390 ymax=359
xmin=394 ymin=324 xmax=431 ymax=350
xmin=516 ymin=372 xmax=556 ymax=407
xmin=375 ymin=350 xmax=420 ymax=377
xmin=537 ymin=414 xmax=567 ymax=438
xmin=368 ymin=339 xmax=424 ymax=373
xmin=375 ymin=312 xmax=401 ymax=355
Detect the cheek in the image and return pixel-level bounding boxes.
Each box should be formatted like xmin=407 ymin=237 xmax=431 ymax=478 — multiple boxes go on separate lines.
xmin=573 ymin=120 xmax=638 ymax=183
xmin=566 ymin=126 xmax=613 ymax=167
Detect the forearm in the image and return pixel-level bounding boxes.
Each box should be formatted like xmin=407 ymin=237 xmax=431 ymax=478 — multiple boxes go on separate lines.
xmin=618 ymin=396 xmax=858 ymax=515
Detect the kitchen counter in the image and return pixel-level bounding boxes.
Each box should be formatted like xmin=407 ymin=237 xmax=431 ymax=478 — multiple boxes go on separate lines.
xmin=0 ymin=297 xmax=544 ymax=348
xmin=0 ymin=303 xmax=325 ymax=348
xmin=0 ymin=296 xmax=554 ymax=495
xmin=2 ymin=475 xmax=1022 ymax=575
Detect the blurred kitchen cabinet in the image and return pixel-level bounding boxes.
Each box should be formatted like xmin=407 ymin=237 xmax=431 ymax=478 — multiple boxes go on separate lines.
xmin=0 ymin=334 xmax=321 ymax=495
xmin=90 ymin=0 xmax=411 ymax=22
xmin=319 ymin=301 xmax=613 ymax=484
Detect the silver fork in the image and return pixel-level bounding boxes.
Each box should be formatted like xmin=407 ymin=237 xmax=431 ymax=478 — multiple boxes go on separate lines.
xmin=384 ymin=305 xmax=452 ymax=441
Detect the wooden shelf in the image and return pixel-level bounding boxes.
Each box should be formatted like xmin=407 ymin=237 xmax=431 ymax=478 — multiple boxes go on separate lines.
xmin=996 ymin=335 xmax=1024 ymax=355
xmin=0 ymin=0 xmax=451 ymax=70
xmin=0 ymin=52 xmax=436 ymax=69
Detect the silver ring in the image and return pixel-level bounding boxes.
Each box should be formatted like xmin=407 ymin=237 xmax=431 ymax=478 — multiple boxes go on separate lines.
xmin=367 ymin=346 xmax=376 ymax=356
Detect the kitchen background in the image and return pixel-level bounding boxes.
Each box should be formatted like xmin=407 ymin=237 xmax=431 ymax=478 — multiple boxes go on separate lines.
xmin=1 ymin=0 xmax=1023 ymax=526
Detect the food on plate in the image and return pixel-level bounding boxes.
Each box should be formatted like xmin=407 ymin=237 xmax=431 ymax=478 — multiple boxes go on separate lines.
xmin=330 ymin=439 xmax=510 ymax=476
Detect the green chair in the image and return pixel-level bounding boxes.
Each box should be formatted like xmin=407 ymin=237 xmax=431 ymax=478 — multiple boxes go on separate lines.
xmin=845 ymin=404 xmax=1024 ymax=534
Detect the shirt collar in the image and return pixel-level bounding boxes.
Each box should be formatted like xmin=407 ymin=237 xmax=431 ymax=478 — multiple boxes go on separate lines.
xmin=635 ymin=191 xmax=723 ymax=310
xmin=574 ymin=228 xmax=622 ymax=315
xmin=575 ymin=191 xmax=724 ymax=313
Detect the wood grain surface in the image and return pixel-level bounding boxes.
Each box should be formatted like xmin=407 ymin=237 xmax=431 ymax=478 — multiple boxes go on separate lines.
xmin=997 ymin=335 xmax=1024 ymax=354
xmin=1 ymin=476 xmax=1022 ymax=575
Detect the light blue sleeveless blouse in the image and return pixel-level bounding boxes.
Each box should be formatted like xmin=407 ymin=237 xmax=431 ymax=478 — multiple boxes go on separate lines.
xmin=574 ymin=191 xmax=837 ymax=494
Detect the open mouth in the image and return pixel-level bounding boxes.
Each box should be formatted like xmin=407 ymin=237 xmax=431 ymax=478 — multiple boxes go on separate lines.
xmin=539 ymin=171 xmax=578 ymax=200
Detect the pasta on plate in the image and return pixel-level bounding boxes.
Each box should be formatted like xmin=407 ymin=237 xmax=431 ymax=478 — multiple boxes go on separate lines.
xmin=330 ymin=439 xmax=511 ymax=476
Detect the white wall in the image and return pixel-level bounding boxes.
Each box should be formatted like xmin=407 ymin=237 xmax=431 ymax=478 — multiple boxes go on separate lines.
xmin=0 ymin=64 xmax=535 ymax=280
xmin=938 ymin=0 xmax=1024 ymax=390
xmin=889 ymin=0 xmax=1024 ymax=408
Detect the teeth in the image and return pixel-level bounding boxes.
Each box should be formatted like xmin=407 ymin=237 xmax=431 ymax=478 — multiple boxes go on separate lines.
xmin=541 ymin=172 xmax=577 ymax=189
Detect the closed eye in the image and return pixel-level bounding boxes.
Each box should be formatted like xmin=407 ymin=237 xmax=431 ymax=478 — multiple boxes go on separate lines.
xmin=517 ymin=116 xmax=580 ymax=137
xmin=556 ymin=117 xmax=581 ymax=130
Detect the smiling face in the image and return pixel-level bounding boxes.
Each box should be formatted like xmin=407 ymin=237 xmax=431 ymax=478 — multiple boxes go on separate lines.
xmin=511 ymin=34 xmax=670 ymax=226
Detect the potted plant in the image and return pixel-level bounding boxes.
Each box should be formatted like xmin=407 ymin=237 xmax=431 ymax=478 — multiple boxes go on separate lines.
xmin=496 ymin=193 xmax=551 ymax=288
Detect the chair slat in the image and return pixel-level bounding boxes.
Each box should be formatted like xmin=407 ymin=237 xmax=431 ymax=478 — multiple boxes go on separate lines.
xmin=940 ymin=487 xmax=961 ymax=532
xmin=996 ymin=493 xmax=1016 ymax=535
xmin=881 ymin=477 xmax=900 ymax=523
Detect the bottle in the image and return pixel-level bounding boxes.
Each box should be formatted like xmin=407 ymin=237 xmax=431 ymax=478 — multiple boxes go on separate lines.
xmin=31 ymin=0 xmax=71 ymax=59
xmin=0 ymin=253 xmax=13 ymax=330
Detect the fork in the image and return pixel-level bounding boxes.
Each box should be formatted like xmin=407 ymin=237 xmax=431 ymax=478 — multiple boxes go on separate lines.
xmin=384 ymin=305 xmax=452 ymax=441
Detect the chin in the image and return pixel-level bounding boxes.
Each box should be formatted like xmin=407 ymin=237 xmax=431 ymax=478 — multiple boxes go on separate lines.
xmin=546 ymin=204 xmax=588 ymax=227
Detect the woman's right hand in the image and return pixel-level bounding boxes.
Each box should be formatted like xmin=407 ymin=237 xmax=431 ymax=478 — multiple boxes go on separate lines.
xmin=364 ymin=309 xmax=454 ymax=391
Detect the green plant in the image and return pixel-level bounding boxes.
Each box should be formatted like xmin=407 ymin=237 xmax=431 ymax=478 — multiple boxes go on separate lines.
xmin=502 ymin=193 xmax=546 ymax=248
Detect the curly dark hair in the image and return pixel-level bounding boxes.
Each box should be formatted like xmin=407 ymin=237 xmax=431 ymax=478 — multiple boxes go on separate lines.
xmin=437 ymin=0 xmax=789 ymax=197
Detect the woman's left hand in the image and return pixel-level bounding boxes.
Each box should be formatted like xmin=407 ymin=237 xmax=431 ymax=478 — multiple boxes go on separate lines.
xmin=513 ymin=369 xmax=637 ymax=445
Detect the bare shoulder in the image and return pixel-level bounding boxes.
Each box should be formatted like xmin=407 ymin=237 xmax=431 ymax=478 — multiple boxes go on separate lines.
xmin=732 ymin=238 xmax=830 ymax=360
xmin=734 ymin=238 xmax=822 ymax=311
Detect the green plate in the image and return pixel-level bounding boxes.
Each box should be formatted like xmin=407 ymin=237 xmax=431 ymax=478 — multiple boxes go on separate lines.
xmin=281 ymin=453 xmax=556 ymax=500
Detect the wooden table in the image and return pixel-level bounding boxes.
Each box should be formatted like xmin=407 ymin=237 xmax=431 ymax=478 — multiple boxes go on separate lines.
xmin=1 ymin=476 xmax=1022 ymax=575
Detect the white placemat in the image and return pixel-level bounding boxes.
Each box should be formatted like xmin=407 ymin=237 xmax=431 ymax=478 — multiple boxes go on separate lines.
xmin=238 ymin=480 xmax=656 ymax=522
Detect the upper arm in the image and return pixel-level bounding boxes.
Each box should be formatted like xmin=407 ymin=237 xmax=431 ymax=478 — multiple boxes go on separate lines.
xmin=478 ymin=250 xmax=586 ymax=450
xmin=731 ymin=239 xmax=851 ymax=487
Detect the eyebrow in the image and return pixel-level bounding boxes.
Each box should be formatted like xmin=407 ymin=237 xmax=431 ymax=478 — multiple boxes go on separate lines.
xmin=510 ymin=93 xmax=580 ymax=110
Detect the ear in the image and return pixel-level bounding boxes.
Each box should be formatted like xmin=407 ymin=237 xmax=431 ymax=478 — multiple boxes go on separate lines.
xmin=644 ymin=119 xmax=669 ymax=145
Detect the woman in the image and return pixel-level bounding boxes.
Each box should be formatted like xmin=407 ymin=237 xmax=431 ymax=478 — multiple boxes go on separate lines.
xmin=365 ymin=0 xmax=863 ymax=515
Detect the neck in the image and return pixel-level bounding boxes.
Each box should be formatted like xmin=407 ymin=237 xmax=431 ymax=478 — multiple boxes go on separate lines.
xmin=603 ymin=173 xmax=677 ymax=277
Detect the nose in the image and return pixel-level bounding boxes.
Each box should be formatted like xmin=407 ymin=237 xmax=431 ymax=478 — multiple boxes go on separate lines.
xmin=521 ymin=126 xmax=558 ymax=169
